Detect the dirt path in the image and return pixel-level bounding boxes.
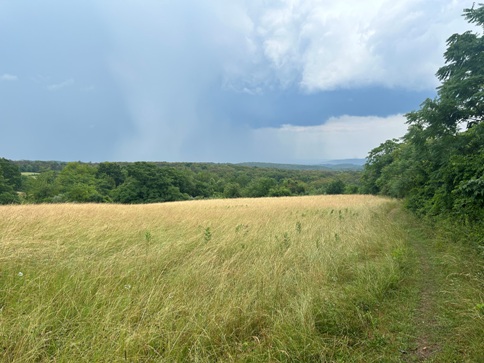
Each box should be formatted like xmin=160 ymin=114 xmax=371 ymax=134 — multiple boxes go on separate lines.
xmin=388 ymin=207 xmax=483 ymax=362
xmin=405 ymin=228 xmax=441 ymax=362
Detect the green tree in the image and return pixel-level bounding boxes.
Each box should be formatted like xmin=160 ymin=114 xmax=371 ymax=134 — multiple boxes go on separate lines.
xmin=243 ymin=177 xmax=277 ymax=198
xmin=24 ymin=171 xmax=59 ymax=203
xmin=282 ymin=178 xmax=307 ymax=195
xmin=223 ymin=182 xmax=242 ymax=198
xmin=56 ymin=162 xmax=103 ymax=202
xmin=111 ymin=162 xmax=172 ymax=203
xmin=0 ymin=158 xmax=22 ymax=204
xmin=0 ymin=173 xmax=20 ymax=204
xmin=361 ymin=139 xmax=401 ymax=194
xmin=268 ymin=186 xmax=292 ymax=197
xmin=96 ymin=162 xmax=125 ymax=187
xmin=435 ymin=5 xmax=484 ymax=129
xmin=163 ymin=167 xmax=196 ymax=196
xmin=0 ymin=158 xmax=22 ymax=190
xmin=326 ymin=179 xmax=345 ymax=195
xmin=406 ymin=5 xmax=483 ymax=136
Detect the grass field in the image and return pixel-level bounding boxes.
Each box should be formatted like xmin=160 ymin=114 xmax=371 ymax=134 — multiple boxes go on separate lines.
xmin=0 ymin=196 xmax=482 ymax=362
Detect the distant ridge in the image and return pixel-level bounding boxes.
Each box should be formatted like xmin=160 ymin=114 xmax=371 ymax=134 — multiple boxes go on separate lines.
xmin=238 ymin=162 xmax=331 ymax=171
xmin=12 ymin=159 xmax=365 ymax=172
xmin=319 ymin=158 xmax=366 ymax=166
xmin=238 ymin=159 xmax=365 ymax=171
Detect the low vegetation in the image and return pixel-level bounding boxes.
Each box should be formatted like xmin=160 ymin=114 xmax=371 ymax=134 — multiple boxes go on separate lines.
xmin=1 ymin=196 xmax=482 ymax=362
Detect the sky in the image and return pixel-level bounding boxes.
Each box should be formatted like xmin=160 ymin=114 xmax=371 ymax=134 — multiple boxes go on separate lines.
xmin=0 ymin=0 xmax=474 ymax=164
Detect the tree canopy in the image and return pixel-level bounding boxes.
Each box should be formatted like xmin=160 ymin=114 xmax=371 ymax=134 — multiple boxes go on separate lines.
xmin=0 ymin=158 xmax=21 ymax=204
xmin=13 ymin=160 xmax=361 ymax=204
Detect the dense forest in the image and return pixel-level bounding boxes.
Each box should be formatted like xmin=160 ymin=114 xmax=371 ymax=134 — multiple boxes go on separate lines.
xmin=0 ymin=158 xmax=361 ymax=204
xmin=361 ymin=5 xmax=484 ymax=235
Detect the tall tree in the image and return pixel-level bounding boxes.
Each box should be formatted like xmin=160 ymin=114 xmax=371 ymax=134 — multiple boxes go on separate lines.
xmin=111 ymin=162 xmax=181 ymax=203
xmin=0 ymin=173 xmax=20 ymax=204
xmin=25 ymin=171 xmax=59 ymax=203
xmin=406 ymin=4 xmax=484 ymax=135
xmin=361 ymin=139 xmax=401 ymax=195
xmin=56 ymin=162 xmax=103 ymax=202
xmin=0 ymin=158 xmax=22 ymax=190
xmin=96 ymin=162 xmax=125 ymax=188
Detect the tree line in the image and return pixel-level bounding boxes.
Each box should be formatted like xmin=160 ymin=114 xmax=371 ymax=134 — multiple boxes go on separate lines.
xmin=361 ymin=4 xmax=484 ymax=225
xmin=0 ymin=158 xmax=361 ymax=204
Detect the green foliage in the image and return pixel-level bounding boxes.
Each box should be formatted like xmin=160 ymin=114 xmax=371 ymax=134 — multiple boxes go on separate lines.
xmin=0 ymin=158 xmax=21 ymax=204
xmin=66 ymin=183 xmax=104 ymax=203
xmin=326 ymin=179 xmax=346 ymax=195
xmin=204 ymin=227 xmax=212 ymax=242
xmin=110 ymin=176 xmax=139 ymax=203
xmin=436 ymin=7 xmax=484 ymax=128
xmin=282 ymin=178 xmax=307 ymax=195
xmin=0 ymin=173 xmax=20 ymax=204
xmin=96 ymin=162 xmax=125 ymax=189
xmin=111 ymin=162 xmax=171 ymax=203
xmin=25 ymin=170 xmax=59 ymax=203
xmin=0 ymin=158 xmax=22 ymax=190
xmin=14 ymin=160 xmax=66 ymax=172
xmin=56 ymin=162 xmax=104 ymax=203
xmin=268 ymin=186 xmax=292 ymax=197
xmin=18 ymin=160 xmax=362 ymax=204
xmin=344 ymin=184 xmax=359 ymax=194
xmin=295 ymin=221 xmax=302 ymax=233
xmin=361 ymin=139 xmax=401 ymax=194
xmin=223 ymin=182 xmax=242 ymax=198
xmin=243 ymin=177 xmax=277 ymax=198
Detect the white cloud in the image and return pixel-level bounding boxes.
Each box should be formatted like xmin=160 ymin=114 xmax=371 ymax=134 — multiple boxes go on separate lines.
xmin=251 ymin=114 xmax=408 ymax=162
xmin=1 ymin=73 xmax=18 ymax=81
xmin=246 ymin=0 xmax=472 ymax=91
xmin=47 ymin=78 xmax=74 ymax=91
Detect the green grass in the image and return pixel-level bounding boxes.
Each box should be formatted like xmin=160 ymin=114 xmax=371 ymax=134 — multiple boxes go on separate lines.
xmin=0 ymin=196 xmax=482 ymax=362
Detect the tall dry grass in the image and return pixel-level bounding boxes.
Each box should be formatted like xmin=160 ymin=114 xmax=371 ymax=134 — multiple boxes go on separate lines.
xmin=0 ymin=195 xmax=408 ymax=362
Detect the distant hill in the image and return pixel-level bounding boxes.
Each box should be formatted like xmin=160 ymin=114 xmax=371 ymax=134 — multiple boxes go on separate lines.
xmin=13 ymin=159 xmax=365 ymax=173
xmin=320 ymin=159 xmax=366 ymax=171
xmin=238 ymin=159 xmax=365 ymax=171
xmin=237 ymin=162 xmax=332 ymax=171
xmin=320 ymin=158 xmax=366 ymax=166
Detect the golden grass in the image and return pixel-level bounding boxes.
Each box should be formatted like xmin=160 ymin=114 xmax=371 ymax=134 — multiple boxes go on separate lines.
xmin=0 ymin=195 xmax=408 ymax=362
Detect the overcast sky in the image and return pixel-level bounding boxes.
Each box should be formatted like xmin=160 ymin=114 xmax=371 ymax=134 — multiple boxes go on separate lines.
xmin=0 ymin=0 xmax=473 ymax=164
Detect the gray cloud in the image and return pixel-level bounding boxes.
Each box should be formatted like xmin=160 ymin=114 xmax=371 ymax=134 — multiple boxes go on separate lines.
xmin=96 ymin=0 xmax=258 ymax=161
xmin=95 ymin=0 xmax=468 ymax=162
xmin=0 ymin=0 xmax=471 ymax=163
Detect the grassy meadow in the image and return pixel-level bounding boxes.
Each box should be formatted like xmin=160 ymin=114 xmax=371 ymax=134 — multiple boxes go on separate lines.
xmin=0 ymin=196 xmax=482 ymax=362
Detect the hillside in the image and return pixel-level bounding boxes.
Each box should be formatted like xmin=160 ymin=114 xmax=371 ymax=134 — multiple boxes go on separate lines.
xmin=1 ymin=196 xmax=481 ymax=362
xmin=238 ymin=160 xmax=364 ymax=171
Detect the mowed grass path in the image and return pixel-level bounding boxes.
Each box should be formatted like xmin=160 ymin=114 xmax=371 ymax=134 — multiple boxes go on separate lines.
xmin=0 ymin=196 xmax=482 ymax=362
